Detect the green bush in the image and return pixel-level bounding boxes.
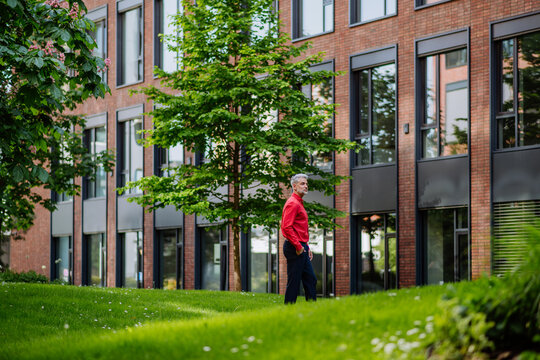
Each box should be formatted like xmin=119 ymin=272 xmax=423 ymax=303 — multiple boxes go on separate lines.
xmin=375 ymin=222 xmax=540 ymax=359
xmin=0 ymin=269 xmax=48 ymax=284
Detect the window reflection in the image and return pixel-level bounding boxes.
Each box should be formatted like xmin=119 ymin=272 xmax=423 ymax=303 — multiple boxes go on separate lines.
xmin=87 ymin=233 xmax=106 ymax=287
xmin=249 ymin=226 xmax=278 ymax=293
xmin=297 ymin=0 xmax=333 ymax=38
xmin=120 ymin=7 xmax=142 ymax=85
xmin=200 ymin=227 xmax=226 ymax=290
xmin=355 ymin=0 xmax=396 ymax=23
xmin=54 ymin=236 xmax=72 ymax=283
xmin=497 ymin=31 xmax=540 ymax=149
xmin=122 ymin=231 xmax=143 ymax=288
xmin=356 ymin=63 xmax=395 ymax=166
xmin=119 ymin=118 xmax=143 ymax=193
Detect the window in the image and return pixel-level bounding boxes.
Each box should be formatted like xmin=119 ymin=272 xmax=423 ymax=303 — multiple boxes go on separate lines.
xmin=200 ymin=227 xmax=227 ymax=290
xmin=356 ymin=213 xmax=396 ymax=293
xmin=157 ymin=144 xmax=183 ymax=177
xmin=86 ymin=233 xmax=106 ymax=287
xmin=158 ymin=229 xmax=183 ymax=289
xmin=303 ymin=76 xmax=334 ymax=171
xmin=249 ymin=226 xmax=278 ymax=293
xmin=496 ymin=31 xmax=540 ymax=149
xmin=117 ymin=5 xmax=143 ymax=86
xmin=423 ymin=207 xmax=468 ymax=284
xmin=420 ymin=48 xmax=468 ymax=158
xmin=53 ymin=236 xmax=72 ymax=284
xmin=155 ymin=0 xmax=181 ymax=72
xmin=309 ymin=228 xmax=334 ymax=296
xmin=293 ymin=0 xmax=333 ymax=39
xmin=416 ymin=0 xmax=449 ymax=6
xmin=493 ymin=200 xmax=540 ymax=276
xmin=351 ymin=0 xmax=396 ymax=24
xmin=90 ymin=19 xmax=107 ymax=83
xmin=121 ymin=231 xmax=143 ymax=288
xmin=355 ymin=63 xmax=396 ymax=166
xmin=84 ymin=127 xmax=107 ymax=198
xmin=118 ymin=118 xmax=143 ymax=193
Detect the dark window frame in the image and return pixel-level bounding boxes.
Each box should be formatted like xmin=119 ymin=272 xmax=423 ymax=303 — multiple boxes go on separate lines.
xmin=84 ymin=233 xmax=107 ymax=287
xmin=492 ymin=12 xmax=540 ymax=151
xmin=156 ymin=228 xmax=184 ymax=290
xmin=116 ymin=0 xmax=144 ymax=87
xmin=119 ymin=231 xmax=143 ymax=288
xmin=291 ymin=0 xmax=334 ymax=41
xmin=154 ymin=0 xmax=181 ymax=73
xmin=247 ymin=227 xmax=278 ymax=294
xmin=415 ymin=29 xmax=470 ymax=160
xmin=116 ymin=105 xmax=144 ymax=194
xmin=349 ymin=0 xmax=397 ymax=27
xmin=414 ymin=0 xmax=453 ymax=10
xmin=52 ymin=235 xmax=73 ymax=284
xmin=87 ymin=5 xmax=108 ymax=84
xmin=83 ymin=126 xmax=107 ymax=199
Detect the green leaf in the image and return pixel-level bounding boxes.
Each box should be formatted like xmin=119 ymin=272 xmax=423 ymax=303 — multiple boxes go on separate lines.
xmin=7 ymin=0 xmax=18 ymax=8
xmin=13 ymin=165 xmax=25 ymax=182
xmin=34 ymin=57 xmax=44 ymax=68
xmin=60 ymin=30 xmax=71 ymax=43
xmin=37 ymin=167 xmax=49 ymax=183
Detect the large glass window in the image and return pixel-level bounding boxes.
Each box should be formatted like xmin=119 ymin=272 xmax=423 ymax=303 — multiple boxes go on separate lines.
xmin=293 ymin=0 xmax=333 ymax=39
xmin=423 ymin=208 xmax=468 ymax=285
xmin=302 ymin=76 xmax=334 ymax=171
xmin=496 ymin=31 xmax=540 ymax=149
xmin=158 ymin=144 xmax=183 ymax=177
xmin=155 ymin=0 xmax=181 ymax=72
xmin=309 ymin=228 xmax=334 ymax=296
xmin=121 ymin=231 xmax=143 ymax=288
xmin=118 ymin=6 xmax=143 ymax=85
xmin=416 ymin=0 xmax=448 ymax=6
xmin=249 ymin=226 xmax=278 ymax=293
xmin=89 ymin=18 xmax=107 ymax=83
xmin=355 ymin=63 xmax=396 ymax=166
xmin=200 ymin=227 xmax=227 ymax=290
xmin=118 ymin=118 xmax=143 ymax=193
xmin=351 ymin=0 xmax=396 ymax=24
xmin=158 ymin=229 xmax=183 ymax=290
xmin=84 ymin=126 xmax=107 ymax=198
xmin=53 ymin=236 xmax=72 ymax=284
xmin=421 ymin=48 xmax=468 ymax=158
xmin=356 ymin=213 xmax=396 ymax=293
xmin=86 ymin=233 xmax=106 ymax=287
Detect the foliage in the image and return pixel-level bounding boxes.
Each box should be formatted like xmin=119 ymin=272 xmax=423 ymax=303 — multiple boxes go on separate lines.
xmin=0 ymin=0 xmax=114 ymax=236
xmin=120 ymin=0 xmax=355 ymax=290
xmin=0 ymin=269 xmax=48 ymax=283
xmin=373 ymin=222 xmax=540 ymax=359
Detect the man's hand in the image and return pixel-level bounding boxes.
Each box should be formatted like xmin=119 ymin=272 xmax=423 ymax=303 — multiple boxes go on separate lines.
xmin=308 ymin=249 xmax=313 ymax=261
xmin=296 ymin=247 xmax=304 ymax=256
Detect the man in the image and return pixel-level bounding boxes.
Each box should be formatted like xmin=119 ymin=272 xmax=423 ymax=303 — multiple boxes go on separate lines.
xmin=281 ymin=173 xmax=317 ymax=304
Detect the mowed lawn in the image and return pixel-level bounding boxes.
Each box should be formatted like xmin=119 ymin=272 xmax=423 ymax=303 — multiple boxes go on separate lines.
xmin=0 ymin=281 xmax=450 ymax=359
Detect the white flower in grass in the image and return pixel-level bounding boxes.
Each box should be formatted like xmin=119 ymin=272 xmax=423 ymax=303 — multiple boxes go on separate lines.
xmin=418 ymin=333 xmax=426 ymax=339
xmin=414 ymin=320 xmax=422 ymax=326
xmin=414 ymin=296 xmax=420 ymax=300
xmin=426 ymin=316 xmax=434 ymax=322
xmin=64 ymin=323 xmax=69 ymax=329
xmin=247 ymin=336 xmax=255 ymax=342
xmin=202 ymin=346 xmax=211 ymax=352
xmin=406 ymin=328 xmax=419 ymax=336
xmin=387 ymin=292 xmax=397 ymax=297
xmin=349 ymin=320 xmax=356 ymax=325
xmin=256 ymin=339 xmax=263 ymax=344
xmin=241 ymin=344 xmax=249 ymax=350
xmin=230 ymin=347 xmax=239 ymax=353
xmin=384 ymin=343 xmax=396 ymax=355
xmin=371 ymin=338 xmax=380 ymax=346
xmin=336 ymin=344 xmax=347 ymax=352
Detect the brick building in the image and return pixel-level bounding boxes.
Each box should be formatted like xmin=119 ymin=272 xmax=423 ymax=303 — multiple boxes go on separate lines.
xmin=9 ymin=0 xmax=540 ymax=296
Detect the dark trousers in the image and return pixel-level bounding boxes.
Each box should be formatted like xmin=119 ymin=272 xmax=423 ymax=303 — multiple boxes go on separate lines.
xmin=283 ymin=241 xmax=317 ymax=304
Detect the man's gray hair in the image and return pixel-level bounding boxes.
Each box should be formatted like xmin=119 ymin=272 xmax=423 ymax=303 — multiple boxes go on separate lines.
xmin=290 ymin=173 xmax=308 ymax=187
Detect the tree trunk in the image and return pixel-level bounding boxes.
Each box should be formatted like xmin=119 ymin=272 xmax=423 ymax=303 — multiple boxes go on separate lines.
xmin=231 ymin=141 xmax=242 ymax=291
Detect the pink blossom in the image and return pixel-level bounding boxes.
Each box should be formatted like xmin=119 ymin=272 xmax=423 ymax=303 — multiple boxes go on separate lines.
xmin=104 ymin=58 xmax=112 ymax=67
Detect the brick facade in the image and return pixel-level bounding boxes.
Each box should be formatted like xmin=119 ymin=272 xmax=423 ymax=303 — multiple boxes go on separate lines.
xmin=9 ymin=0 xmax=540 ymax=296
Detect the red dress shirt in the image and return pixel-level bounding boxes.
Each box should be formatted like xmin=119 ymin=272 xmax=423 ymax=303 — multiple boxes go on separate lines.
xmin=281 ymin=193 xmax=309 ymax=252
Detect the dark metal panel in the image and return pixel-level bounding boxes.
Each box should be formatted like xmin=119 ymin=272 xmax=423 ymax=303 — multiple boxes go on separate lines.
xmin=155 ymin=205 xmax=183 ymax=229
xmin=303 ymin=190 xmax=333 ymax=208
xmin=83 ymin=198 xmax=106 ymax=233
xmin=117 ymin=195 xmax=143 ymax=231
xmin=117 ymin=0 xmax=143 ymax=12
xmin=417 ymin=156 xmax=469 ymax=208
xmin=85 ymin=113 xmax=107 ymax=129
xmin=351 ymin=165 xmax=397 ymax=213
xmin=86 ymin=4 xmax=107 ymax=21
xmin=351 ymin=46 xmax=395 ymax=71
xmin=51 ymin=202 xmax=73 ymax=236
xmin=417 ymin=30 xmax=467 ymax=56
xmin=117 ymin=104 xmax=144 ymax=122
xmin=310 ymin=61 xmax=333 ymax=73
xmin=493 ymin=148 xmax=540 ymax=202
xmin=492 ymin=12 xmax=540 ymax=40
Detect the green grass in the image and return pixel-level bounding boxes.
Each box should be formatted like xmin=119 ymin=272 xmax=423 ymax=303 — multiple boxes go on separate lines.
xmin=0 ymin=282 xmax=454 ymax=359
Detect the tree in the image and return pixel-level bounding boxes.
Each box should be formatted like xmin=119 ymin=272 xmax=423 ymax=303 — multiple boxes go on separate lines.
xmin=120 ymin=0 xmax=355 ymax=291
xmin=0 ymin=0 xmax=114 ymax=246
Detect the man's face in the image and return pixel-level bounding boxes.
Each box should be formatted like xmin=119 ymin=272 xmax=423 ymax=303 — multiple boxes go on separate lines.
xmin=293 ymin=178 xmax=308 ymax=197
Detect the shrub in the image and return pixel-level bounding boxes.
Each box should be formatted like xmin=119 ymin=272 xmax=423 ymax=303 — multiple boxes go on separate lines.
xmin=374 ymin=222 xmax=540 ymax=359
xmin=0 ymin=269 xmax=48 ymax=284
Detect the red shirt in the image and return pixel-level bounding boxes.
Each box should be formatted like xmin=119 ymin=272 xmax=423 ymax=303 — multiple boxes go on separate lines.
xmin=281 ymin=193 xmax=309 ymax=252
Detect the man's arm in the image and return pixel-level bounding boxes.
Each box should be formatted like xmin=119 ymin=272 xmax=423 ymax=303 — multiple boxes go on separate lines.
xmin=281 ymin=202 xmax=304 ymax=253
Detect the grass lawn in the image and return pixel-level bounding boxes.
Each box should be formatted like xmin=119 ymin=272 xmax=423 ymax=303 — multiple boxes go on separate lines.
xmin=1 ymin=281 xmax=456 ymax=359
